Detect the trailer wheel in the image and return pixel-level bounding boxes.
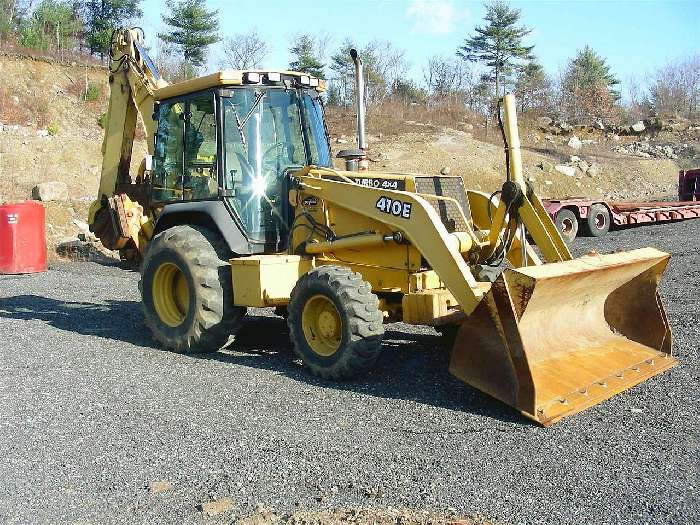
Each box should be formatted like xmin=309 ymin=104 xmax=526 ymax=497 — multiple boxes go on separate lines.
xmin=584 ymin=204 xmax=611 ymax=237
xmin=554 ymin=209 xmax=579 ymax=243
xmin=287 ymin=266 xmax=384 ymax=380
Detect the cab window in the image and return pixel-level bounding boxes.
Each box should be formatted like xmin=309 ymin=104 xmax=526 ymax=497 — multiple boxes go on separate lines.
xmin=152 ymin=93 xmax=219 ymax=202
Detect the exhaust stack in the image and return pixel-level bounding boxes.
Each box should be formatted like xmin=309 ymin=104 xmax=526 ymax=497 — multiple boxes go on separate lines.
xmin=350 ymin=48 xmax=367 ymax=152
xmin=337 ymin=48 xmax=369 ymax=171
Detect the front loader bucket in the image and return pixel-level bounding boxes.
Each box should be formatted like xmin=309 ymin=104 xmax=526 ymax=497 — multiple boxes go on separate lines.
xmin=449 ymin=247 xmax=677 ymax=426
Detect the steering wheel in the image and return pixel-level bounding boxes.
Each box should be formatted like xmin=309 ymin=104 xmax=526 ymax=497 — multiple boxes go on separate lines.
xmin=262 ymin=142 xmax=289 ymax=165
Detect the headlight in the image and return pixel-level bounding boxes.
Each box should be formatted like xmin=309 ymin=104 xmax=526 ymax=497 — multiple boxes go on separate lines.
xmin=244 ymin=72 xmax=260 ymax=84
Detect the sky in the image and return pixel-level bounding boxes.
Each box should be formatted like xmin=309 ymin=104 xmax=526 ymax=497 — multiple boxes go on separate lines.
xmin=137 ymin=0 xmax=700 ymax=93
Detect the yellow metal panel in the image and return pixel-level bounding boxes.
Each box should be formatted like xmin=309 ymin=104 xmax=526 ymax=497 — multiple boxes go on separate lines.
xmin=409 ymin=270 xmax=443 ymax=292
xmin=155 ymin=71 xmax=243 ymax=100
xmin=154 ymin=70 xmax=328 ymax=100
xmin=402 ymin=289 xmax=459 ymax=325
xmin=315 ymin=259 xmax=411 ymax=293
xmin=230 ymin=255 xmax=313 ymax=307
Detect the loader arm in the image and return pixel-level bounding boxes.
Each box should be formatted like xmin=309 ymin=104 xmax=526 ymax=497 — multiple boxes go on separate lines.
xmin=297 ymin=171 xmax=487 ymax=315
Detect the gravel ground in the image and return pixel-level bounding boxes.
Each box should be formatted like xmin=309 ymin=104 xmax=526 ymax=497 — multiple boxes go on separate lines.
xmin=0 ymin=219 xmax=697 ymax=525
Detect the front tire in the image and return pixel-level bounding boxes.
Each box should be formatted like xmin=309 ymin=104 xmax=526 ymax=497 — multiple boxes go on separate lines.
xmin=140 ymin=225 xmax=246 ymax=353
xmin=288 ymin=266 xmax=384 ymax=380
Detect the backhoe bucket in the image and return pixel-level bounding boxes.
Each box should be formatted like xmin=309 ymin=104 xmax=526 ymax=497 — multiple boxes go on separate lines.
xmin=449 ymin=247 xmax=676 ymax=426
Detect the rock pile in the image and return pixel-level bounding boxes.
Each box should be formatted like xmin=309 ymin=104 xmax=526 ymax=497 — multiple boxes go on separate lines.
xmin=615 ymin=141 xmax=687 ymax=159
xmin=538 ymin=155 xmax=599 ymax=178
xmin=55 ymin=219 xmax=119 ymax=263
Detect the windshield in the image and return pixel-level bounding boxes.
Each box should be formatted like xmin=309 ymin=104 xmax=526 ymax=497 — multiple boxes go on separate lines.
xmin=222 ymin=88 xmax=330 ymax=243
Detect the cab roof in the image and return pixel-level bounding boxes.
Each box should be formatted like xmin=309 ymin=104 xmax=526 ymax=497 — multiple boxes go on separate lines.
xmin=154 ymin=70 xmax=326 ymax=101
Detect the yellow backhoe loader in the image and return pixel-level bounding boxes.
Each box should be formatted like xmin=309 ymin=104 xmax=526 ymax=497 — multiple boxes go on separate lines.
xmin=89 ymin=29 xmax=676 ymax=425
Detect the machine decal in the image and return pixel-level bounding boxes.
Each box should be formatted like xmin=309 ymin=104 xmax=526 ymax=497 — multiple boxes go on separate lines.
xmin=302 ymin=196 xmax=319 ymax=207
xmin=352 ymin=177 xmax=403 ymax=190
xmin=7 ymin=214 xmax=18 ymax=224
xmin=376 ymin=197 xmax=412 ymax=219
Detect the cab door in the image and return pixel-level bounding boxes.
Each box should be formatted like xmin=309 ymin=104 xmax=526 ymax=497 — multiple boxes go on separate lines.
xmin=152 ymin=91 xmax=220 ymax=203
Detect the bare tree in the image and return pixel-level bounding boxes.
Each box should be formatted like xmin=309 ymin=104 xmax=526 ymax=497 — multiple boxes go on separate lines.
xmin=221 ymin=30 xmax=269 ymax=70
xmin=153 ymin=39 xmax=188 ymax=82
xmin=326 ymin=38 xmax=408 ymax=107
xmin=361 ymin=40 xmax=408 ymax=106
xmin=648 ymin=54 xmax=700 ymax=118
xmin=423 ymin=55 xmax=474 ymax=100
xmin=623 ymin=74 xmax=649 ymax=121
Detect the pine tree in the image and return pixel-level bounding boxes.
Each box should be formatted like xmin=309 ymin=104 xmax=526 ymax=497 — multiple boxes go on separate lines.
xmin=457 ymin=1 xmax=534 ymax=100
xmin=84 ymin=0 xmax=142 ymax=59
xmin=563 ymin=46 xmax=619 ymax=122
xmin=563 ymin=46 xmax=618 ymax=97
xmin=289 ymin=34 xmax=324 ymax=78
xmin=159 ymin=0 xmax=220 ymax=76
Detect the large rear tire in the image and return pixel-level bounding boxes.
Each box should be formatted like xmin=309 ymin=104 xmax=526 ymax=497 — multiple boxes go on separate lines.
xmin=554 ymin=208 xmax=578 ymax=243
xmin=140 ymin=225 xmax=246 ymax=353
xmin=287 ymin=266 xmax=384 ymax=380
xmin=583 ymin=203 xmax=611 ymax=237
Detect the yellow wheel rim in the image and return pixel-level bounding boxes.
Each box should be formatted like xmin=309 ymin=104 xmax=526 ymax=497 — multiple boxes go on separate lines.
xmin=152 ymin=262 xmax=190 ymax=327
xmin=301 ymin=294 xmax=342 ymax=357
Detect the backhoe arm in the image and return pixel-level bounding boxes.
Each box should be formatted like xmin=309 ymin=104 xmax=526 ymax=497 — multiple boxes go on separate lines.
xmin=89 ymin=28 xmax=168 ymax=253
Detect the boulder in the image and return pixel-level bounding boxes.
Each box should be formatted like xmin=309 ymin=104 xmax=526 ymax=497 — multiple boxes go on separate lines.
xmin=567 ymin=135 xmax=583 ymax=150
xmin=631 ymin=121 xmax=646 ymax=133
xmin=538 ymin=161 xmax=554 ymax=173
xmin=587 ymin=164 xmax=600 ymax=177
xmin=440 ymin=166 xmax=451 ymax=175
xmin=558 ymin=121 xmax=573 ymax=133
xmin=536 ymin=117 xmax=553 ymax=130
xmin=31 ymin=181 xmax=68 ymax=201
xmin=555 ymin=165 xmax=577 ymax=177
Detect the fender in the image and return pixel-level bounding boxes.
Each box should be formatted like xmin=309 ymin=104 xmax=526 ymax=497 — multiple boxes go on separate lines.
xmin=154 ymin=201 xmax=252 ymax=256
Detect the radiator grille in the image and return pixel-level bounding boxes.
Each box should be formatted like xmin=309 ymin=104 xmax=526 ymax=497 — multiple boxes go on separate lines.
xmin=413 ymin=176 xmax=471 ymax=233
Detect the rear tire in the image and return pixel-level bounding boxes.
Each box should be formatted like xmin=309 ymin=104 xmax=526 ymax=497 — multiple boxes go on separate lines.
xmin=583 ymin=203 xmax=610 ymax=237
xmin=288 ymin=266 xmax=384 ymax=380
xmin=140 ymin=225 xmax=246 ymax=354
xmin=554 ymin=208 xmax=579 ymax=243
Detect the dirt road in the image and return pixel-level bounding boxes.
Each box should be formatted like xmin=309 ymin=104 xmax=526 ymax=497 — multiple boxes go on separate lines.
xmin=0 ymin=220 xmax=697 ymax=524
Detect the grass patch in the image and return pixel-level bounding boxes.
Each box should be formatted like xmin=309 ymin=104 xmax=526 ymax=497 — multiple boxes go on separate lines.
xmin=85 ymin=83 xmax=101 ymax=102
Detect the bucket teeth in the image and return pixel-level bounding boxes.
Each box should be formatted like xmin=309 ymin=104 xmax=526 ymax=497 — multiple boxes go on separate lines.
xmin=449 ymin=247 xmax=677 ymax=426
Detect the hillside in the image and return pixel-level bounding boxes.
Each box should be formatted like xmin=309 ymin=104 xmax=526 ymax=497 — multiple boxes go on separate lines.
xmin=1 ymin=54 xmax=698 ymax=256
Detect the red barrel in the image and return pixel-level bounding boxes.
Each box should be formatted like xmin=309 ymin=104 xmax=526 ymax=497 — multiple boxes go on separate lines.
xmin=0 ymin=201 xmax=47 ymax=274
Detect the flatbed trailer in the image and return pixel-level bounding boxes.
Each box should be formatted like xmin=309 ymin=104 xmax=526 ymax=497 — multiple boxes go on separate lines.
xmin=544 ymin=169 xmax=700 ymax=241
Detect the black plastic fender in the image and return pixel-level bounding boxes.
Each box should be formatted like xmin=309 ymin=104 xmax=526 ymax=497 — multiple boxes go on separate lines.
xmin=153 ymin=201 xmax=252 ymax=256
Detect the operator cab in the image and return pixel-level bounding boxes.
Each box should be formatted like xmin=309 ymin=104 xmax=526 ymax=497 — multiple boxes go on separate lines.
xmin=150 ymin=71 xmax=331 ymax=252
